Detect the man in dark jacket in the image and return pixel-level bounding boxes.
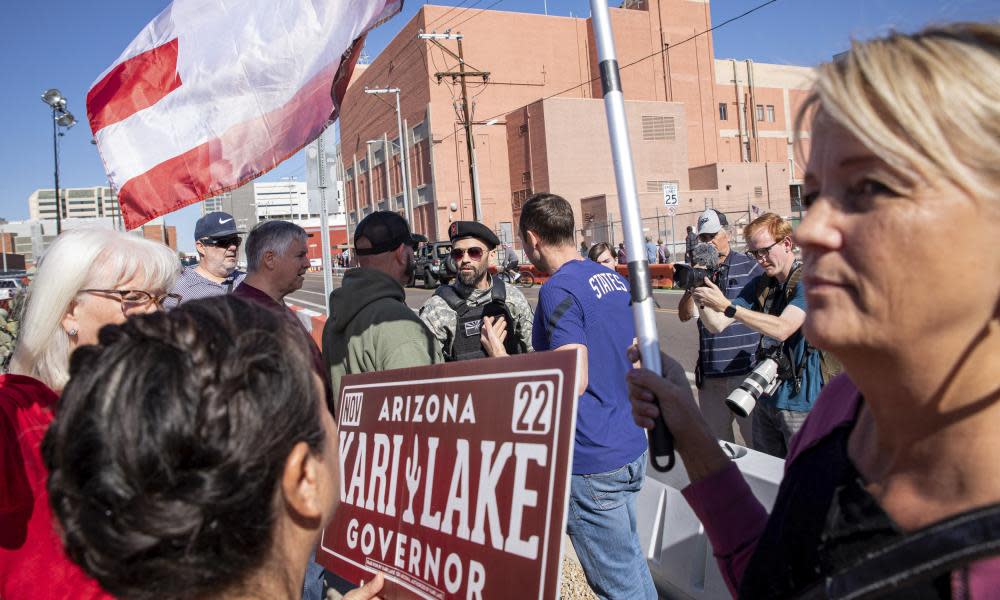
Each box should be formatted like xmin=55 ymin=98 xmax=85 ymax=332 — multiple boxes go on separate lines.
xmin=322 ymin=212 xmax=443 ymax=406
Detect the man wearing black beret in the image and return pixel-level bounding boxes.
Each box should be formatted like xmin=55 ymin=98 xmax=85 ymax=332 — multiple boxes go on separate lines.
xmin=418 ymin=221 xmax=534 ymax=361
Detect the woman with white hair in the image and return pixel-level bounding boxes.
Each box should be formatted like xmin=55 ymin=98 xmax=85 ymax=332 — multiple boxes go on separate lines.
xmin=629 ymin=23 xmax=1000 ymax=598
xmin=0 ymin=228 xmax=179 ymax=599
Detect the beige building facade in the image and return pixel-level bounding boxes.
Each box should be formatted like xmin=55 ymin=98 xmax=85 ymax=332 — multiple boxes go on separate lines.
xmin=337 ymin=0 xmax=815 ymax=250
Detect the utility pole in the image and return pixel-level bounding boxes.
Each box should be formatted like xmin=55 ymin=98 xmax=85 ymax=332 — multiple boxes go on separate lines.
xmin=419 ymin=32 xmax=489 ymax=222
xmin=365 ymin=88 xmax=414 ymax=227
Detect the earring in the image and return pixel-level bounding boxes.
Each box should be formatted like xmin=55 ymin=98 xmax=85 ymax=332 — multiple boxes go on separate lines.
xmin=68 ymin=328 xmax=78 ymax=337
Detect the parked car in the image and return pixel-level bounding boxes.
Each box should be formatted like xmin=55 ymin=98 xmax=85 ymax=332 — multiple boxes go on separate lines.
xmin=0 ymin=277 xmax=24 ymax=301
xmin=411 ymin=241 xmax=453 ymax=289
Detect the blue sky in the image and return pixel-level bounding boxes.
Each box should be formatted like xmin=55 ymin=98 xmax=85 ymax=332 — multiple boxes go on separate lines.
xmin=1 ymin=0 xmax=995 ymax=252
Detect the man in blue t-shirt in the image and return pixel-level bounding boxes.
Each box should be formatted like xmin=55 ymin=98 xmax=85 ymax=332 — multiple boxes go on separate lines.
xmin=692 ymin=213 xmax=823 ymax=458
xmin=519 ymin=193 xmax=655 ymax=599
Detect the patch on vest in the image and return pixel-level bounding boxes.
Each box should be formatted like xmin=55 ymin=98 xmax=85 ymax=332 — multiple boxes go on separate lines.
xmin=463 ymin=319 xmax=482 ymax=337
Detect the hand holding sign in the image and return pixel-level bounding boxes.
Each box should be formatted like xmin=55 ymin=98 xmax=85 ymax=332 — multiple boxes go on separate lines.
xmin=344 ymin=573 xmax=386 ymax=600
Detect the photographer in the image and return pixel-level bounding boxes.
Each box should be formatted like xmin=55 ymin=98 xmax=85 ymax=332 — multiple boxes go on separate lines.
xmin=692 ymin=212 xmax=821 ymax=457
xmin=677 ymin=209 xmax=762 ymax=446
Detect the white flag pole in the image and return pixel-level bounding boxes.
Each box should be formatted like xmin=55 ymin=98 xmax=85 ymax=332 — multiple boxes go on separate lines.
xmin=590 ymin=0 xmax=674 ymax=471
xmin=317 ymin=132 xmax=334 ymax=315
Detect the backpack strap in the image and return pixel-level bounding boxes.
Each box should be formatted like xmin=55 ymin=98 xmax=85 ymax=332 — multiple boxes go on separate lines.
xmin=803 ymin=502 xmax=1000 ymax=599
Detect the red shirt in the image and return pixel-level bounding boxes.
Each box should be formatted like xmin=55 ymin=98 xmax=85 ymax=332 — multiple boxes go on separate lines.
xmin=0 ymin=374 xmax=111 ymax=599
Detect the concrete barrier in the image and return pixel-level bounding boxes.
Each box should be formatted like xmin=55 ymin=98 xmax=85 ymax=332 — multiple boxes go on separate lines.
xmin=637 ymin=443 xmax=784 ymax=599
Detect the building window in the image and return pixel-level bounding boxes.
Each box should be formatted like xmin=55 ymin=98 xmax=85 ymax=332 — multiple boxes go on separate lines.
xmin=719 ymin=103 xmax=728 ymax=121
xmin=766 ymin=105 xmax=775 ymax=123
xmin=646 ymin=179 xmax=678 ymax=193
xmin=411 ymin=121 xmax=428 ymax=143
xmin=416 ymin=185 xmax=430 ymax=205
xmin=754 ymin=186 xmax=763 ymax=198
xmin=755 ymin=105 xmax=765 ymax=122
xmin=521 ymin=171 xmax=531 ymax=184
xmin=518 ymin=123 xmax=528 ymax=136
xmin=641 ymin=115 xmax=675 ymax=141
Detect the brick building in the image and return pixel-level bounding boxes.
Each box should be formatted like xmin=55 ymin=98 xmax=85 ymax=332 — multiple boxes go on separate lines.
xmin=337 ymin=0 xmax=814 ymax=251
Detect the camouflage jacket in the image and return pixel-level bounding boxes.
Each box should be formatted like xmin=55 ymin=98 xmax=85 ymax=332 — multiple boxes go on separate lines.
xmin=418 ymin=276 xmax=534 ymax=360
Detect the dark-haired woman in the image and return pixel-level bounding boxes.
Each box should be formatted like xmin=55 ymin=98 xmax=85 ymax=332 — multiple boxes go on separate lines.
xmin=43 ymin=297 xmax=383 ymax=600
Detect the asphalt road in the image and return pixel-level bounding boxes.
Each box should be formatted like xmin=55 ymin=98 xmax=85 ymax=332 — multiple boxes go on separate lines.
xmin=287 ymin=271 xmax=702 ymax=376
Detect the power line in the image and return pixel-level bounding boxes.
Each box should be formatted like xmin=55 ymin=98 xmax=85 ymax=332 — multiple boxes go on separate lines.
xmin=424 ymin=0 xmax=475 ymax=30
xmin=448 ymin=0 xmax=504 ymax=30
xmin=434 ymin=0 xmax=780 ymax=144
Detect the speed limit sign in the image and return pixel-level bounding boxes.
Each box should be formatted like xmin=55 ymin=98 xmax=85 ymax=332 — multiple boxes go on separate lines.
xmin=662 ymin=182 xmax=679 ymax=207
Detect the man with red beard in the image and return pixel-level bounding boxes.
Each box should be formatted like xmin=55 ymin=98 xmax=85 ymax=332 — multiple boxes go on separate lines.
xmin=419 ymin=221 xmax=533 ymax=361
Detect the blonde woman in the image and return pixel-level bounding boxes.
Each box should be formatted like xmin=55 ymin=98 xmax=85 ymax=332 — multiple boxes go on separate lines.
xmin=0 ymin=228 xmax=179 ymax=599
xmin=629 ymin=23 xmax=1000 ymax=598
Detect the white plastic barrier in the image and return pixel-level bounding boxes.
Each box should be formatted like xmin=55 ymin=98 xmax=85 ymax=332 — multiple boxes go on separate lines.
xmin=636 ymin=442 xmax=785 ymax=599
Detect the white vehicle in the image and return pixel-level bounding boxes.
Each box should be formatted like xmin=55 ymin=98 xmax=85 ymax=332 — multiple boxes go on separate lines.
xmin=0 ymin=278 xmax=23 ymax=301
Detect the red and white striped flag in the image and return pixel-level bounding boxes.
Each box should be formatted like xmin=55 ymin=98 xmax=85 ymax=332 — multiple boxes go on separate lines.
xmin=88 ymin=0 xmax=401 ymax=229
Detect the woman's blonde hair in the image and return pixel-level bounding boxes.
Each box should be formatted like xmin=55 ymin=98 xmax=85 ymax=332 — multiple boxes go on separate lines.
xmin=796 ymin=22 xmax=1000 ymax=198
xmin=9 ymin=228 xmax=179 ymax=391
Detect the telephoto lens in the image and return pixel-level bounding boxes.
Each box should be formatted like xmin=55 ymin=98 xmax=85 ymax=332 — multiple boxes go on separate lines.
xmin=726 ymin=358 xmax=781 ymax=417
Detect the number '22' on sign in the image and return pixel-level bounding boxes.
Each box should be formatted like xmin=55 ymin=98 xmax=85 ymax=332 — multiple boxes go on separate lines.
xmin=512 ymin=381 xmax=554 ymax=434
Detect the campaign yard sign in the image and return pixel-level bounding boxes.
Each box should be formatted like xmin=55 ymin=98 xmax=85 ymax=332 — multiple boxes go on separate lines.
xmin=318 ymin=351 xmax=582 ymax=599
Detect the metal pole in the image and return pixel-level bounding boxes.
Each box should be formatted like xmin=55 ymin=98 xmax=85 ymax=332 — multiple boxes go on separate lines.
xmin=366 ymin=144 xmax=375 ymax=211
xmin=590 ymin=0 xmax=673 ymax=471
xmin=383 ymin=133 xmax=392 ymax=211
xmin=670 ymin=212 xmax=676 ymax=261
xmin=456 ymin=38 xmax=482 ymax=221
xmin=317 ymin=132 xmax=334 ymax=315
xmin=52 ymin=107 xmax=63 ymax=235
xmin=1 ymin=229 xmax=7 ymax=272
xmin=394 ymin=91 xmax=415 ymax=227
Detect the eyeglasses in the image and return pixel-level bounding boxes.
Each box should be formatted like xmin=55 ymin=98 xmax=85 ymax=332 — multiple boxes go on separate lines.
xmin=451 ymin=247 xmax=485 ymax=261
xmin=745 ymin=239 xmax=784 ymax=261
xmin=80 ymin=289 xmax=182 ymax=316
xmin=200 ymin=236 xmax=241 ymax=248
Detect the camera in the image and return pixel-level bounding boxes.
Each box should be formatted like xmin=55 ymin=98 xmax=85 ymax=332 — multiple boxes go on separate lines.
xmin=726 ymin=357 xmax=780 ymax=418
xmin=673 ymin=242 xmax=722 ymax=291
xmin=673 ymin=264 xmax=722 ymax=291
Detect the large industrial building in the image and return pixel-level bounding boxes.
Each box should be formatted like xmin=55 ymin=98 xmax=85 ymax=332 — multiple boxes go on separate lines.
xmin=337 ymin=0 xmax=814 ymax=251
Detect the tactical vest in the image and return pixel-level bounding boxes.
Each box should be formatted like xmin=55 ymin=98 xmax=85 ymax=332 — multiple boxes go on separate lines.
xmin=434 ymin=277 xmax=523 ymax=361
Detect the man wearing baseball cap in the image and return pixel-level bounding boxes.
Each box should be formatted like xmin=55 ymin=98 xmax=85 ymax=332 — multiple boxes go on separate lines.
xmin=167 ymin=211 xmax=246 ymax=307
xmin=419 ymin=221 xmax=533 ymax=361
xmin=322 ymin=211 xmax=442 ymax=405
xmin=677 ymin=208 xmax=762 ymax=445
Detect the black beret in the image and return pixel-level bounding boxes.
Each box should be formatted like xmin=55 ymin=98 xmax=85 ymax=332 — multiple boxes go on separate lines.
xmin=447 ymin=221 xmax=500 ymax=248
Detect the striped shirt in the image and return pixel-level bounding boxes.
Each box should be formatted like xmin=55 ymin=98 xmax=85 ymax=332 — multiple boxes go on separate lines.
xmin=165 ymin=265 xmax=246 ymax=309
xmin=697 ymin=252 xmax=762 ymax=377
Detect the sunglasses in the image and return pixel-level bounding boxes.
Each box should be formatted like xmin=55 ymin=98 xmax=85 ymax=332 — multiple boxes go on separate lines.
xmin=451 ymin=247 xmax=485 ymax=261
xmin=201 ymin=236 xmax=241 ymax=248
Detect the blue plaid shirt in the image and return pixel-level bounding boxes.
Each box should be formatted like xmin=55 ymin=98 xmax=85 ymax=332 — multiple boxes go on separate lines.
xmin=165 ymin=266 xmax=245 ymax=309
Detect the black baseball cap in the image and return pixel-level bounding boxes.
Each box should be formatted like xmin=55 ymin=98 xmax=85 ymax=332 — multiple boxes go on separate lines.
xmin=195 ymin=211 xmax=239 ymax=240
xmin=354 ymin=211 xmax=427 ymax=256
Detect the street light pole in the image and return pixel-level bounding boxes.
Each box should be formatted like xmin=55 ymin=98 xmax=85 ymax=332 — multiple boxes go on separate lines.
xmin=364 ymin=87 xmax=414 ymax=227
xmin=51 ymin=106 xmax=62 ymax=235
xmin=41 ymin=89 xmax=76 ymax=236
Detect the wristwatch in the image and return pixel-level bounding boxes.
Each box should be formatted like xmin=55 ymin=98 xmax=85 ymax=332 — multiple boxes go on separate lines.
xmin=724 ymin=303 xmax=737 ymax=318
